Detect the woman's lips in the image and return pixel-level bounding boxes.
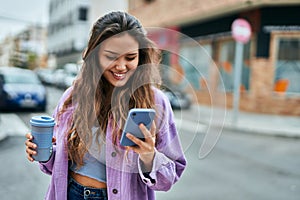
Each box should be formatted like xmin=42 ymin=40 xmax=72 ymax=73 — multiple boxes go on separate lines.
xmin=112 ymin=71 xmax=126 ymax=80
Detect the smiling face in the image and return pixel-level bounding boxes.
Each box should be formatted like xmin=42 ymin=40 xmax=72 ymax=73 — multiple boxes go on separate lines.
xmin=99 ymin=33 xmax=139 ymax=87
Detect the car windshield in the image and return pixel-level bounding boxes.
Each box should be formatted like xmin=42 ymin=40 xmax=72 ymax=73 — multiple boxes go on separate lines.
xmin=4 ymin=73 xmax=41 ymax=84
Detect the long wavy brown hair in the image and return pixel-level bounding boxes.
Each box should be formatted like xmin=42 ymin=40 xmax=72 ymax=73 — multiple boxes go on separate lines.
xmin=59 ymin=11 xmax=161 ymax=167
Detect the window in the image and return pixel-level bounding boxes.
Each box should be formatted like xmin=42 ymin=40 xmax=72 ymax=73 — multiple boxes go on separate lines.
xmin=218 ymin=40 xmax=251 ymax=92
xmin=274 ymin=37 xmax=300 ymax=94
xmin=78 ymin=7 xmax=88 ymax=21
xmin=179 ymin=44 xmax=212 ymax=90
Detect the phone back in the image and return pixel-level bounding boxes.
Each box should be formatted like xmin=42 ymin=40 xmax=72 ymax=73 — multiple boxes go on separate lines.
xmin=120 ymin=108 xmax=155 ymax=146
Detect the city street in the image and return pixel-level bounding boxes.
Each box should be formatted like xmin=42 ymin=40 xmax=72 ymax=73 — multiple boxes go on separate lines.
xmin=0 ymin=86 xmax=299 ymax=200
xmin=1 ymin=0 xmax=300 ymax=199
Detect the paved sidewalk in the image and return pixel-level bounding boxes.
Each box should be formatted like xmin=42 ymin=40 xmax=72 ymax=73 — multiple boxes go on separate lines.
xmin=0 ymin=113 xmax=29 ymax=141
xmin=1 ymin=105 xmax=299 ymax=142
xmin=174 ymin=104 xmax=300 ymax=138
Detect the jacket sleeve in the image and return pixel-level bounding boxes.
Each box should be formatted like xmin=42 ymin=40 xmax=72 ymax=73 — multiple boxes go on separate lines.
xmin=39 ymin=87 xmax=73 ymax=175
xmin=39 ymin=146 xmax=56 ymax=175
xmin=137 ymin=89 xmax=187 ymax=191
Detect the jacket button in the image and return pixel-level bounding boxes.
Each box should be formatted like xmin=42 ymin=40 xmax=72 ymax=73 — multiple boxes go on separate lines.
xmin=112 ymin=189 xmax=118 ymax=194
xmin=111 ymin=152 xmax=117 ymax=157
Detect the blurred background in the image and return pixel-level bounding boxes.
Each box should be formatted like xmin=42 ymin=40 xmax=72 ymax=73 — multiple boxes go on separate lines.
xmin=0 ymin=0 xmax=299 ymax=199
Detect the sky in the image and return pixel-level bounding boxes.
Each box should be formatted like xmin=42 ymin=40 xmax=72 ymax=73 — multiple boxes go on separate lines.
xmin=0 ymin=0 xmax=49 ymax=41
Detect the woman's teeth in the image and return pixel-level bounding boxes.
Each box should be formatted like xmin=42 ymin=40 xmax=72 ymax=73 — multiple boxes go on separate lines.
xmin=113 ymin=72 xmax=125 ymax=79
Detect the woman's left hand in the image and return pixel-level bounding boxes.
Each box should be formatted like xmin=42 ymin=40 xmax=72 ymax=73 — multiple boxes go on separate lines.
xmin=126 ymin=122 xmax=156 ymax=171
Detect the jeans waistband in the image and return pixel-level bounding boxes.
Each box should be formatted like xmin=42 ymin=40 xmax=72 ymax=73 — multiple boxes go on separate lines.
xmin=68 ymin=176 xmax=108 ymax=199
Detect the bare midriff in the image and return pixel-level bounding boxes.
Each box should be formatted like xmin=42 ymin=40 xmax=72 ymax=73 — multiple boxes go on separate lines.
xmin=69 ymin=171 xmax=107 ymax=188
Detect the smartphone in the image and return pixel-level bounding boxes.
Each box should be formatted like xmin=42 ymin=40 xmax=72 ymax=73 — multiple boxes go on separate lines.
xmin=120 ymin=108 xmax=156 ymax=146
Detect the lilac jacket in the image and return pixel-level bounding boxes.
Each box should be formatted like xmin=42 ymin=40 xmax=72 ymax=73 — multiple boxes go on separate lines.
xmin=39 ymin=87 xmax=187 ymax=200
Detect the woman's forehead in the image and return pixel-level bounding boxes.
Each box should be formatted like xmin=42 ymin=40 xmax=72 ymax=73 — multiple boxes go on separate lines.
xmin=100 ymin=33 xmax=139 ymax=55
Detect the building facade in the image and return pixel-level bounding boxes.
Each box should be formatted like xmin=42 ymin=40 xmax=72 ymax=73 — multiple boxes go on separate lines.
xmin=0 ymin=25 xmax=48 ymax=69
xmin=129 ymin=0 xmax=300 ymax=115
xmin=48 ymin=0 xmax=127 ymax=67
xmin=0 ymin=37 xmax=14 ymax=67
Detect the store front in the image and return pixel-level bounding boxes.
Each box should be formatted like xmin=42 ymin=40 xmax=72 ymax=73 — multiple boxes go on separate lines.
xmin=158 ymin=6 xmax=300 ymax=115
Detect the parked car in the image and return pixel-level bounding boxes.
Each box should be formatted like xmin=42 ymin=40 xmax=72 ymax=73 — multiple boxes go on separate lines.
xmin=62 ymin=63 xmax=80 ymax=89
xmin=64 ymin=71 xmax=78 ymax=89
xmin=0 ymin=66 xmax=47 ymax=112
xmin=51 ymin=63 xmax=80 ymax=89
xmin=52 ymin=69 xmax=66 ymax=89
xmin=163 ymin=87 xmax=191 ymax=110
xmin=35 ymin=68 xmax=55 ymax=85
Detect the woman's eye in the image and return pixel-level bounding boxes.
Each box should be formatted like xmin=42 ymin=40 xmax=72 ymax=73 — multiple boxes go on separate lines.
xmin=106 ymin=55 xmax=117 ymax=60
xmin=126 ymin=56 xmax=136 ymax=61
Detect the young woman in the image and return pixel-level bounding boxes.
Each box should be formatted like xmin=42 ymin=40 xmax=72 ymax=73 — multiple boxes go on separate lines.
xmin=25 ymin=11 xmax=186 ymax=200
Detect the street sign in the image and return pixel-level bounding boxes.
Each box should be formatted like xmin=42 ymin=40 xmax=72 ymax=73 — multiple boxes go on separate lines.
xmin=231 ymin=18 xmax=251 ymax=44
xmin=231 ymin=18 xmax=251 ymax=124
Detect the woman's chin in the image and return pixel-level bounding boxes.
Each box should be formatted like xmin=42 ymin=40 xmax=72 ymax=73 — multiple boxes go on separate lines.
xmin=111 ymin=80 xmax=127 ymax=88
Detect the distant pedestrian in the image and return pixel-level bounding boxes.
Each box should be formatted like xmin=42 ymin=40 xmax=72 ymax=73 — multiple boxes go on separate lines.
xmin=25 ymin=11 xmax=186 ymax=200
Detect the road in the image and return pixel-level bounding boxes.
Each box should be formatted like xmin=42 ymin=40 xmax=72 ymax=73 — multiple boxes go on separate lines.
xmin=0 ymin=86 xmax=299 ymax=200
xmin=156 ymin=129 xmax=300 ymax=200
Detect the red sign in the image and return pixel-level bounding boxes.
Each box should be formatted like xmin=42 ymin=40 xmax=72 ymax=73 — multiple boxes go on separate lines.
xmin=231 ymin=18 xmax=251 ymax=43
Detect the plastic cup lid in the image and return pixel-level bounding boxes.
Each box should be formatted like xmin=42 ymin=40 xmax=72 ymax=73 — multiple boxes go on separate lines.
xmin=30 ymin=116 xmax=56 ymax=127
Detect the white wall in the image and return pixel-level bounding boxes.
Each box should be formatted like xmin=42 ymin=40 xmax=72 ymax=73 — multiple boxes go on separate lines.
xmin=89 ymin=0 xmax=128 ymax=26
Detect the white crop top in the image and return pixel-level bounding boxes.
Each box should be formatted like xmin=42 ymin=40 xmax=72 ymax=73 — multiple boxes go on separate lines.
xmin=69 ymin=127 xmax=106 ymax=183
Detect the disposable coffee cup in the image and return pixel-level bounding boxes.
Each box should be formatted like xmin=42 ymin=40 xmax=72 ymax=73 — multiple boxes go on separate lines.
xmin=30 ymin=116 xmax=55 ymax=162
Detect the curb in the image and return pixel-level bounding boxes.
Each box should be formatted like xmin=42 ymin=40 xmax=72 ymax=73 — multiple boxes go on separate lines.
xmin=0 ymin=114 xmax=7 ymax=142
xmin=174 ymin=117 xmax=300 ymax=138
xmin=222 ymin=123 xmax=300 ymax=138
xmin=0 ymin=131 xmax=8 ymax=142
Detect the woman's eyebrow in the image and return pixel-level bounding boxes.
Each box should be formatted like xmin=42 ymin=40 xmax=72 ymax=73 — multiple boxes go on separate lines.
xmin=127 ymin=52 xmax=138 ymax=56
xmin=104 ymin=50 xmax=119 ymax=55
xmin=104 ymin=50 xmax=138 ymax=56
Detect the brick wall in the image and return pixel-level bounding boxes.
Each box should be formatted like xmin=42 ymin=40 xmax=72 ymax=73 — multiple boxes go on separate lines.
xmin=194 ymin=58 xmax=300 ymax=116
xmin=129 ymin=0 xmax=299 ymax=27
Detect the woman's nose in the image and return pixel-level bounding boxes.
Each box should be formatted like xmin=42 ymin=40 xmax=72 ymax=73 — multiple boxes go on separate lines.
xmin=115 ymin=64 xmax=126 ymax=70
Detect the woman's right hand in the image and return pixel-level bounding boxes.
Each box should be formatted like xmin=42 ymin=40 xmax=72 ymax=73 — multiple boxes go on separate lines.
xmin=25 ymin=133 xmax=37 ymax=162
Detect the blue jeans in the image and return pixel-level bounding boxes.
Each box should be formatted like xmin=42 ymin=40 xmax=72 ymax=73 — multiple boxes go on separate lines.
xmin=68 ymin=177 xmax=108 ymax=200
